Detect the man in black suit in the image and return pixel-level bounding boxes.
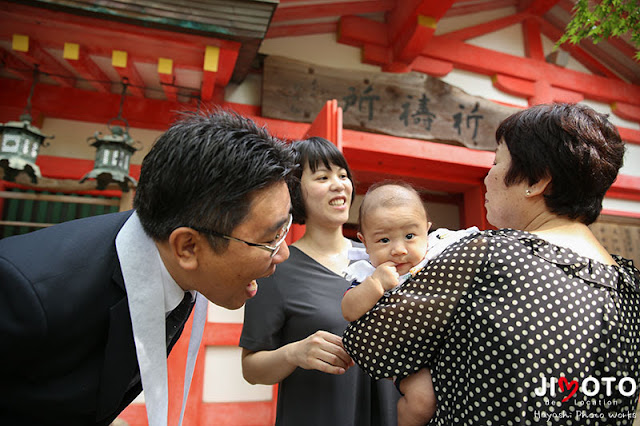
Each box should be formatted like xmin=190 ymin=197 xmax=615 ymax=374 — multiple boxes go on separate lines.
xmin=0 ymin=109 xmax=295 ymax=425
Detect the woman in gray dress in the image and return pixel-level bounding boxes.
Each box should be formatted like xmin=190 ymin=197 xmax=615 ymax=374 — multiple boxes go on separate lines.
xmin=240 ymin=137 xmax=399 ymax=425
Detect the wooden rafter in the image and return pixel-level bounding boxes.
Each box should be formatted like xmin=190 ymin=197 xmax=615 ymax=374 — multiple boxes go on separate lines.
xmin=492 ymin=74 xmax=584 ymax=103
xmin=62 ymin=43 xmax=111 ymax=93
xmin=111 ymin=50 xmax=145 ymax=98
xmin=440 ymin=12 xmax=528 ymax=41
xmin=387 ymin=0 xmax=456 ymax=63
xmin=538 ymin=20 xmax=625 ymax=80
xmin=420 ymin=36 xmax=640 ymax=104
xmin=445 ymin=0 xmax=518 ymax=17
xmin=546 ymin=0 xmax=639 ymax=84
xmin=339 ymin=15 xmax=388 ymax=48
xmin=519 ymin=0 xmax=562 ymax=16
xmin=612 ymin=102 xmax=640 ymax=123
xmin=10 ymin=37 xmax=74 ymax=88
xmin=157 ymin=58 xmax=178 ymax=102
xmin=522 ymin=18 xmax=545 ymax=61
xmin=0 ymin=2 xmax=242 ymax=102
xmin=0 ymin=47 xmax=32 ymax=80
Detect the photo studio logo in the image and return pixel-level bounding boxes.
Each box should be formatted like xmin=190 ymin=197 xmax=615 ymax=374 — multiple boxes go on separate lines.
xmin=535 ymin=375 xmax=637 ymax=402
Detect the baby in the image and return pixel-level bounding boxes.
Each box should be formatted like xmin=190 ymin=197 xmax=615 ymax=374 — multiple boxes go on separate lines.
xmin=341 ymin=181 xmax=477 ymax=426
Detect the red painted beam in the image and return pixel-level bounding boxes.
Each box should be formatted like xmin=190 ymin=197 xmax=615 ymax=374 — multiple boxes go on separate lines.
xmin=112 ymin=52 xmax=146 ymax=98
xmin=341 ymin=127 xmax=495 ymax=191
xmin=200 ymin=70 xmax=217 ymax=102
xmin=522 ymin=18 xmax=545 ymax=61
xmin=0 ymin=47 xmax=32 ymax=80
xmin=63 ymin=44 xmax=111 ymax=93
xmin=34 ymin=155 xmax=141 ymax=182
xmin=202 ymin=323 xmax=242 ymax=346
xmin=338 ymin=15 xmax=388 ymax=48
xmin=492 ymin=74 xmax=584 ymax=103
xmin=387 ymin=0 xmax=453 ymax=42
xmin=538 ymin=18 xmax=627 ymax=81
xmin=362 ymin=43 xmax=393 ymax=66
xmin=618 ymin=127 xmax=640 ymax=145
xmin=420 ymin=36 xmax=640 ymax=105
xmin=549 ymin=86 xmax=585 ymax=103
xmin=10 ymin=38 xmax=74 ymax=88
xmin=609 ymin=174 xmax=640 ymax=202
xmin=392 ymin=18 xmax=437 ymax=63
xmin=0 ymin=77 xmax=186 ymax=130
xmin=0 ymin=2 xmax=242 ymax=69
xmin=612 ymin=102 xmax=640 ymax=122
xmin=411 ymin=56 xmax=454 ymax=77
xmin=386 ymin=0 xmax=455 ymax=64
xmin=159 ymin=75 xmax=178 ymax=102
xmin=520 ymin=0 xmax=562 ymax=16
xmin=445 ymin=0 xmax=518 ymax=17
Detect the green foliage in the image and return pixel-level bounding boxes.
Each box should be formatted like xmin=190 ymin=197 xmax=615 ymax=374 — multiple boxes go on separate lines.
xmin=555 ymin=0 xmax=640 ymax=60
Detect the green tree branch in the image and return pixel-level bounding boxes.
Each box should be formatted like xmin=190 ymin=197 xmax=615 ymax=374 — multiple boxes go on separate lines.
xmin=555 ymin=0 xmax=640 ymax=60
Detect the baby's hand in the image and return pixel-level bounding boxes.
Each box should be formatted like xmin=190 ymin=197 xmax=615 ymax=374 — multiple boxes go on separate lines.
xmin=371 ymin=261 xmax=400 ymax=292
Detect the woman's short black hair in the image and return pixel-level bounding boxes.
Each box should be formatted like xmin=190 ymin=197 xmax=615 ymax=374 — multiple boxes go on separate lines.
xmin=496 ymin=103 xmax=625 ymax=225
xmin=289 ymin=137 xmax=354 ymax=225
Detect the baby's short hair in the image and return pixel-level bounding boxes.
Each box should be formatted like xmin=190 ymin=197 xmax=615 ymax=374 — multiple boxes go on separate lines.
xmin=358 ymin=180 xmax=427 ymax=233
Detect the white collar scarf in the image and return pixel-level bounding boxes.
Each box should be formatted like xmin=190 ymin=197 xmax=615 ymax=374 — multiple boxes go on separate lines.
xmin=115 ymin=212 xmax=207 ymax=426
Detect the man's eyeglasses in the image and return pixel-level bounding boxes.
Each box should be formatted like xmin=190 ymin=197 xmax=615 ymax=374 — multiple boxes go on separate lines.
xmin=190 ymin=214 xmax=293 ymax=258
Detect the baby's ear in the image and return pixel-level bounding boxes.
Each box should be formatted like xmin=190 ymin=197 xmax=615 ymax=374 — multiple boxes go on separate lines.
xmin=426 ymin=221 xmax=433 ymax=233
xmin=356 ymin=232 xmax=365 ymax=244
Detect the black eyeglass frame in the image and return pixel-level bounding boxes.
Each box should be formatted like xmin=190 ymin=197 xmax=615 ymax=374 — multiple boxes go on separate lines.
xmin=188 ymin=213 xmax=293 ymax=258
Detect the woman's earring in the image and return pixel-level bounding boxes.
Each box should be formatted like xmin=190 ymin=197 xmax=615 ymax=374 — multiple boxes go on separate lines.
xmin=525 ymin=189 xmax=531 ymax=196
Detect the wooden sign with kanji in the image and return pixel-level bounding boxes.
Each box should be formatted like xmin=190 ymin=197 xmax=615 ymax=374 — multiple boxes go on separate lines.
xmin=262 ymin=55 xmax=520 ymax=151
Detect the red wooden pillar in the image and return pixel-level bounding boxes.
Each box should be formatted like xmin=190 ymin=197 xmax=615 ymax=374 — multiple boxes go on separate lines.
xmin=462 ymin=184 xmax=491 ymax=230
xmin=304 ymin=99 xmax=343 ymax=150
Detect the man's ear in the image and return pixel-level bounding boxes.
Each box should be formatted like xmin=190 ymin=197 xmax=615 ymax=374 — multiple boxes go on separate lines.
xmin=168 ymin=227 xmax=200 ymax=271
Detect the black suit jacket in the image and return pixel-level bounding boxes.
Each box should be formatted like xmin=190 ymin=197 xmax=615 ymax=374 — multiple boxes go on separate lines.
xmin=0 ymin=210 xmax=186 ymax=425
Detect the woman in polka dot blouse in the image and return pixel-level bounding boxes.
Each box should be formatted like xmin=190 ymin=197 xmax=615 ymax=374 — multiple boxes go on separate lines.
xmin=343 ymin=103 xmax=640 ymax=425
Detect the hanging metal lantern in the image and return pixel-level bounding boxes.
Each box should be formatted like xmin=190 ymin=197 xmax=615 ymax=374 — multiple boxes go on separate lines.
xmin=81 ymin=80 xmax=141 ymax=192
xmin=80 ymin=120 xmax=141 ymax=192
xmin=0 ymin=113 xmax=53 ymax=183
xmin=1 ymin=67 xmax=52 ymax=183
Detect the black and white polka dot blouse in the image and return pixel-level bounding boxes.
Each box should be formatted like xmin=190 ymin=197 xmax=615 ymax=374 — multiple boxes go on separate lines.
xmin=343 ymin=229 xmax=640 ymax=425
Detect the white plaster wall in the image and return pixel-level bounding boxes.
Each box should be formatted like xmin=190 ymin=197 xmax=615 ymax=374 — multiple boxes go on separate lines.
xmin=38 ymin=117 xmax=160 ymax=164
xmin=202 ymin=346 xmax=272 ymax=402
xmin=208 ymin=303 xmax=244 ymax=323
xmin=259 ymin=33 xmax=382 ymax=73
xmin=224 ymin=72 xmax=262 ymax=106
